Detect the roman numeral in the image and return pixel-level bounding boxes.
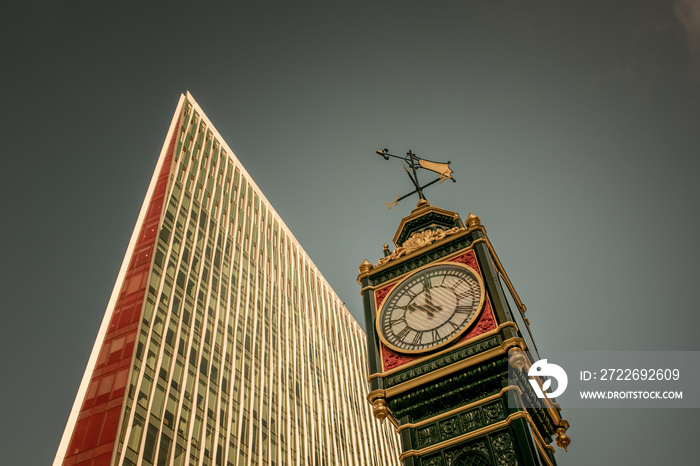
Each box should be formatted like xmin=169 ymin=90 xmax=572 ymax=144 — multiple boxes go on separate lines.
xmin=455 ymin=305 xmax=474 ymax=314
xmin=449 ymin=280 xmax=461 ymax=290
xmin=456 ymin=288 xmax=478 ymax=299
xmin=412 ymin=332 xmax=423 ymax=345
xmin=396 ymin=327 xmax=411 ymax=340
xmin=390 ymin=317 xmax=406 ymax=327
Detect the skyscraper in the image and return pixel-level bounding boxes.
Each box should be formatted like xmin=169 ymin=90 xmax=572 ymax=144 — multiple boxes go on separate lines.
xmin=54 ymin=92 xmax=400 ymax=466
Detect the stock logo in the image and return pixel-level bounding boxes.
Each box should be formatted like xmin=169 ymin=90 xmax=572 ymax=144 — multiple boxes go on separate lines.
xmin=528 ymin=359 xmax=568 ymax=399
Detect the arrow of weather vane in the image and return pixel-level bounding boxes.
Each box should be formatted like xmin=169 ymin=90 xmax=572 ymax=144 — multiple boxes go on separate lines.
xmin=376 ymin=148 xmax=456 ymax=209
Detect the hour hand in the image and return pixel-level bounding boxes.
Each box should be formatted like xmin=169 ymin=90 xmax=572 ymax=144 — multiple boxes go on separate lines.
xmin=409 ymin=303 xmax=433 ymax=317
xmin=409 ymin=301 xmax=441 ymax=317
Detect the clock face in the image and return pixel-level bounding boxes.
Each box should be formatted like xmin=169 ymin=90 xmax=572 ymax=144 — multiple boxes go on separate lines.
xmin=377 ymin=262 xmax=484 ymax=353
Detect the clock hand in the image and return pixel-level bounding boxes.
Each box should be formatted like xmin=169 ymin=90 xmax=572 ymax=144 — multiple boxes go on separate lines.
xmin=423 ymin=291 xmax=442 ymax=313
xmin=408 ymin=302 xmax=436 ymax=318
xmin=421 ymin=278 xmax=445 ymax=313
xmin=424 ymin=291 xmax=444 ymax=312
xmin=423 ymin=277 xmax=435 ymax=305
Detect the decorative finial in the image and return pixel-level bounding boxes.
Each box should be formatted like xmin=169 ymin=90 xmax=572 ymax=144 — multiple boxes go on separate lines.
xmin=382 ymin=244 xmax=391 ymax=257
xmin=555 ymin=420 xmax=571 ymax=451
xmin=358 ymin=258 xmax=374 ymax=274
xmin=412 ymin=198 xmax=430 ymax=213
xmin=372 ymin=398 xmax=390 ymax=422
xmin=466 ymin=212 xmax=481 ymax=228
xmin=507 ymin=347 xmax=529 ymax=372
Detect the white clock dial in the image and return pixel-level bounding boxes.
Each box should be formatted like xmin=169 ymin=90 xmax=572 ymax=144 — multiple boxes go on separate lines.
xmin=378 ymin=262 xmax=484 ymax=353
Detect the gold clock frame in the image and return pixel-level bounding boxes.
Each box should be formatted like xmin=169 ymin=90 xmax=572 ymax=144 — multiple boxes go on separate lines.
xmin=376 ymin=260 xmax=486 ymax=355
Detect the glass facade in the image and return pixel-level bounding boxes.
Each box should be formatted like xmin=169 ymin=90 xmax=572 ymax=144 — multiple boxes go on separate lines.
xmin=54 ymin=93 xmax=400 ymax=466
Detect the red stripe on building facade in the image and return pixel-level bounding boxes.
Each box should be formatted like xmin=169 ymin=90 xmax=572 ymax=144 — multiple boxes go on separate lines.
xmin=62 ymin=117 xmax=180 ymax=466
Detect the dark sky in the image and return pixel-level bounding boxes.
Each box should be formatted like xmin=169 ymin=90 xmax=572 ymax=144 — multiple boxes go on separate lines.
xmin=2 ymin=1 xmax=699 ymax=465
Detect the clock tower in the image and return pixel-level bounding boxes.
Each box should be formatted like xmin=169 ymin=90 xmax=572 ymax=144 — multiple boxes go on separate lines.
xmin=358 ymin=200 xmax=570 ymax=466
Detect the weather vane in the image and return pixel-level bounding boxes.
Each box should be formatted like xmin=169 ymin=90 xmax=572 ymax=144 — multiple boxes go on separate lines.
xmin=375 ymin=148 xmax=456 ymax=209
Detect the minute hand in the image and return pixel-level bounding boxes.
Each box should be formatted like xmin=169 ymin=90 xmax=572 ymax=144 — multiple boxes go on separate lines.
xmin=425 ymin=285 xmax=443 ymax=312
xmin=422 ymin=276 xmax=441 ymax=307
